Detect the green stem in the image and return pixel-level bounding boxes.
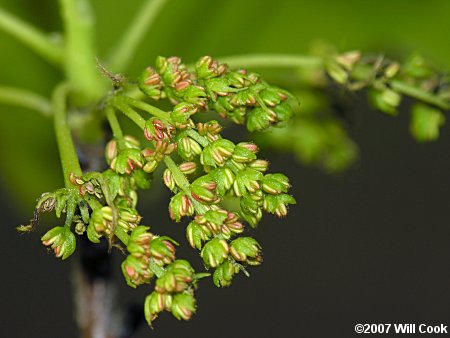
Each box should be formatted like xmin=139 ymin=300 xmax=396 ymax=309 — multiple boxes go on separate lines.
xmin=52 ymin=83 xmax=82 ymax=188
xmin=163 ymin=156 xmax=208 ymax=215
xmin=59 ymin=0 xmax=106 ymax=104
xmin=108 ymin=0 xmax=169 ymax=72
xmin=120 ymin=95 xmax=171 ymax=122
xmin=111 ymin=97 xmax=146 ymax=129
xmin=113 ymin=97 xmax=208 ymax=214
xmin=185 ymin=129 xmax=208 ymax=147
xmin=0 ymin=86 xmax=51 ymax=116
xmin=391 ymin=80 xmax=450 ymax=111
xmin=221 ymin=53 xmax=449 ymax=111
xmin=85 ymin=194 xmax=102 ymax=210
xmin=105 ymin=105 xmax=125 ymax=147
xmin=219 ymin=54 xmax=323 ymax=69
xmin=0 ymin=7 xmax=63 ymax=66
xmin=114 ymin=227 xmax=130 ymax=246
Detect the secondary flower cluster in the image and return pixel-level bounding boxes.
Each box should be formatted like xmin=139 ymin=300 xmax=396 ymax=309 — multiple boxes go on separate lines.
xmin=22 ymin=56 xmax=297 ymax=328
xmin=326 ymin=51 xmax=447 ymax=141
xmin=139 ymin=56 xmax=295 ymax=131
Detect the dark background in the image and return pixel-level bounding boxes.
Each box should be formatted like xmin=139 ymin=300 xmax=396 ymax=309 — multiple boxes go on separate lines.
xmin=0 ymin=0 xmax=449 ymax=337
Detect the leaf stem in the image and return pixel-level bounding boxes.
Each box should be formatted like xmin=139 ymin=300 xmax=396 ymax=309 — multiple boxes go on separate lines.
xmin=111 ymin=97 xmax=146 ymax=129
xmin=114 ymin=227 xmax=129 ymax=246
xmin=52 ymin=83 xmax=82 ymax=188
xmin=0 ymin=6 xmax=63 ymax=66
xmin=105 ymin=105 xmax=125 ymax=148
xmin=220 ymin=53 xmax=449 ymax=111
xmin=219 ymin=54 xmax=324 ymax=69
xmin=108 ymin=0 xmax=169 ymax=72
xmin=185 ymin=129 xmax=209 ymax=147
xmin=0 ymin=85 xmax=52 ymax=116
xmin=59 ymin=0 xmax=106 ymax=103
xmin=390 ymin=80 xmax=450 ymax=111
xmin=120 ymin=95 xmax=171 ymax=122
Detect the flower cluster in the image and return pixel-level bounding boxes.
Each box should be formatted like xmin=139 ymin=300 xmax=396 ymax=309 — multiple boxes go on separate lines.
xmin=21 ymin=56 xmax=296 ymax=328
xmin=326 ymin=51 xmax=447 ymax=141
xmin=140 ymin=56 xmax=295 ymax=131
xmin=145 ymin=260 xmax=197 ymax=324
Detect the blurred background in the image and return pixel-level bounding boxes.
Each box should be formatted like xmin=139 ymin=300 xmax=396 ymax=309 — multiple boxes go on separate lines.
xmin=0 ymin=0 xmax=449 ymax=337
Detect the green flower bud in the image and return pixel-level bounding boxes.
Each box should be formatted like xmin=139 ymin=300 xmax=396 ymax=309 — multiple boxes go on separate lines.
xmin=177 ymin=136 xmax=202 ymax=160
xmin=410 ymin=103 xmax=445 ymax=142
xmin=121 ymin=255 xmax=152 ymax=288
xmin=196 ymin=120 xmax=223 ymax=137
xmin=240 ymin=195 xmax=262 ymax=216
xmin=105 ymin=139 xmax=118 ymax=165
xmin=201 ymin=238 xmax=229 ymax=268
xmin=232 ymin=142 xmax=258 ymax=163
xmin=141 ymin=148 xmax=156 ymax=161
xmin=139 ymin=66 xmax=163 ymax=100
xmin=384 ymin=62 xmax=400 ymax=78
xmin=202 ymin=209 xmax=228 ymax=228
xmin=326 ymin=59 xmax=348 ymax=84
xmin=190 ymin=175 xmax=218 ymax=204
xmin=169 ymin=192 xmax=194 ymax=221
xmin=144 ymin=291 xmax=172 ymax=325
xmin=176 ymin=85 xmax=207 ymax=107
xmin=239 ymin=210 xmax=261 ymax=228
xmin=41 ymin=226 xmax=76 ymax=260
xmin=230 ymin=86 xmax=260 ymax=106
xmin=168 ymin=259 xmax=195 ymax=281
xmin=248 ymin=159 xmax=269 ymax=172
xmin=226 ymin=70 xmax=249 ymax=88
xmin=119 ymin=207 xmax=141 ymax=223
xmin=259 ymin=87 xmax=284 ymax=107
xmin=144 ymin=117 xmax=174 ymax=141
xmin=149 ymin=236 xmax=178 ymax=265
xmin=155 ymin=271 xmax=178 ymax=293
xmin=205 ymin=77 xmax=235 ymax=100
xmin=172 ymin=102 xmax=198 ymax=126
xmin=74 ymin=221 xmax=86 ymax=235
xmin=335 ymin=50 xmax=361 ymax=71
xmin=213 ymin=260 xmax=239 ymax=287
xmin=368 ymin=87 xmax=402 ymax=116
xmin=156 ymin=260 xmax=194 ymax=293
xmin=261 ymin=173 xmax=290 ymax=195
xmin=209 ymin=167 xmax=235 ymax=196
xmin=186 ymin=221 xmax=211 ymax=250
xmin=200 ymin=139 xmax=235 ymax=167
xmin=230 ymin=237 xmax=262 ymax=265
xmin=403 ymin=54 xmax=433 ymax=79
xmin=246 ymin=107 xmax=272 ymax=132
xmin=163 ymin=169 xmax=176 ymax=191
xmin=111 ymin=148 xmax=144 ymax=175
xmin=190 ymin=185 xmax=218 ymax=204
xmin=143 ymin=160 xmax=159 ymax=173
xmin=195 ymin=56 xmax=227 ymax=79
xmin=171 ymin=293 xmax=196 ymax=321
xmin=263 ymin=193 xmax=297 ymax=217
xmin=127 ymin=226 xmax=153 ymax=258
xmin=233 ymin=168 xmax=263 ymax=196
xmin=179 ymin=161 xmax=197 ymax=175
xmin=272 ymin=101 xmax=294 ymax=122
xmin=156 ymin=56 xmax=183 ymax=86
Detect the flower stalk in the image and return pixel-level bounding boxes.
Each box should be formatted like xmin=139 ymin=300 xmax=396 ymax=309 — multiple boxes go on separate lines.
xmin=52 ymin=83 xmax=82 ymax=188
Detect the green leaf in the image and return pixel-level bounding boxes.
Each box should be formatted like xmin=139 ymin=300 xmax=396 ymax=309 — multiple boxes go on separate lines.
xmin=410 ymin=103 xmax=445 ymax=142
